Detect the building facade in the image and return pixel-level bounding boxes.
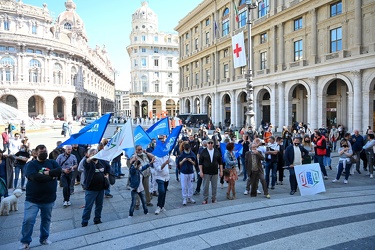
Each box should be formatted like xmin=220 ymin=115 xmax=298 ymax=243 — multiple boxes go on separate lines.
xmin=175 ymin=0 xmax=375 ymax=133
xmin=115 ymin=90 xmax=131 ymax=118
xmin=0 ymin=0 xmax=115 ymax=121
xmin=127 ymin=2 xmax=180 ymax=119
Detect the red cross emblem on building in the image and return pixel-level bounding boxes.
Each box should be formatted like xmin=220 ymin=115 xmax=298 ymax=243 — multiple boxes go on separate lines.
xmin=233 ymin=43 xmax=242 ymax=58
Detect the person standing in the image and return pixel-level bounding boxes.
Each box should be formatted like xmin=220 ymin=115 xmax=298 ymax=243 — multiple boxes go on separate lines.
xmin=350 ymin=130 xmax=365 ymax=174
xmin=81 ymin=148 xmax=110 ymax=227
xmin=19 ymin=144 xmax=62 ymax=249
xmin=284 ymin=137 xmax=310 ymax=195
xmin=0 ymin=150 xmax=14 ymax=198
xmin=153 ymin=154 xmax=171 ymax=214
xmin=194 ymin=140 xmax=207 ymax=196
xmin=56 ymin=145 xmax=78 ymax=207
xmin=363 ymin=133 xmax=375 ymax=178
xmin=9 ymin=133 xmax=22 ymax=155
xmin=238 ymin=134 xmax=250 ymax=181
xmin=264 ymin=136 xmax=279 ymax=190
xmin=223 ymin=142 xmax=238 ymax=200
xmin=176 ymin=143 xmax=197 ymax=205
xmin=245 ymin=143 xmax=270 ymax=198
xmin=13 ymin=145 xmax=30 ymax=191
xmin=70 ymin=144 xmax=85 ymax=193
xmin=313 ymin=131 xmax=328 ymax=179
xmin=1 ymin=128 xmax=10 ymax=155
xmin=198 ymin=139 xmax=223 ymax=204
xmin=329 ymin=125 xmax=339 ymax=151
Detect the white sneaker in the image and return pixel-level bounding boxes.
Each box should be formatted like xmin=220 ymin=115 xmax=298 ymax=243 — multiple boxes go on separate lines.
xmin=187 ymin=198 xmax=196 ymax=204
xmin=182 ymin=199 xmax=187 ymax=206
xmin=161 ymin=207 xmax=167 ymax=212
xmin=67 ymin=201 xmax=72 ymax=206
xmin=332 ymin=179 xmax=338 ymax=183
xmin=244 ymin=190 xmax=249 ymax=195
xmin=155 ymin=206 xmax=161 ymax=215
xmin=257 ymin=190 xmax=261 ymax=194
xmin=63 ymin=201 xmax=68 ymax=207
xmin=344 ymin=180 xmax=348 ymax=184
xmin=370 ymin=174 xmax=374 ymax=179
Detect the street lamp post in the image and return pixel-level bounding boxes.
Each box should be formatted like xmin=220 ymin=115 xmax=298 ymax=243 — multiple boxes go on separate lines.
xmin=245 ymin=1 xmax=258 ymax=128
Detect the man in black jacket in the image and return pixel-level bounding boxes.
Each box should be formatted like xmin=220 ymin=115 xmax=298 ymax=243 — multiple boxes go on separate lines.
xmin=199 ymin=139 xmax=223 ymax=204
xmin=19 ymin=144 xmax=62 ymax=249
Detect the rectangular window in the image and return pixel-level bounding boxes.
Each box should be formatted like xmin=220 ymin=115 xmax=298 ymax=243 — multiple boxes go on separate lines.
xmin=205 ymin=32 xmax=210 ymax=45
xmin=205 ymin=56 xmax=210 ymax=64
xmin=134 ymin=49 xmax=137 ymax=53
xmin=134 ymin=59 xmax=138 ymax=66
xmin=206 ymin=18 xmax=210 ymax=26
xmin=260 ymin=52 xmax=267 ymax=70
xmin=0 ymin=46 xmax=6 ymax=51
xmin=330 ymin=1 xmax=342 ymax=17
xmin=142 ymin=35 xmax=146 ymax=41
xmin=155 ymin=83 xmax=159 ymax=92
xmin=141 ymin=47 xmax=146 ymax=52
xmin=168 ymin=83 xmax=173 ymax=93
xmin=141 ymin=58 xmax=146 ymax=66
xmin=154 ymin=59 xmax=159 ymax=67
xmin=330 ymin=27 xmax=342 ymax=52
xmin=155 ymin=72 xmax=159 ymax=77
xmin=224 ymin=49 xmax=229 ymax=58
xmin=168 ymin=59 xmax=172 ymax=67
xmin=294 ymin=18 xmax=303 ymax=31
xmin=239 ymin=11 xmax=247 ymax=28
xmin=8 ymin=47 xmax=15 ymax=52
xmin=294 ymin=40 xmax=303 ymax=61
xmin=35 ymin=50 xmax=42 ymax=54
xmin=195 ymin=38 xmax=198 ymax=50
xmin=4 ymin=21 xmax=9 ymax=31
xmin=134 ymin=36 xmax=138 ymax=42
xmin=186 ymin=76 xmax=189 ymax=86
xmin=154 ymin=47 xmax=159 ymax=53
xmin=260 ymin=33 xmax=267 ymax=44
xmin=32 ymin=24 xmax=37 ymax=34
xmin=222 ymin=21 xmax=229 ymax=36
xmin=185 ymin=33 xmax=189 ymax=39
xmin=258 ymin=0 xmax=269 ymax=18
xmin=195 ymin=61 xmax=199 ymax=68
xmin=206 ymin=69 xmax=210 ymax=82
xmin=154 ymin=36 xmax=158 ymax=42
xmin=5 ymin=70 xmax=11 ymax=81
xmin=224 ymin=64 xmax=229 ymax=78
xmin=168 ymin=38 xmax=171 ymax=43
xmin=185 ymin=44 xmax=189 ymax=54
xmin=195 ymin=73 xmax=199 ymax=85
xmin=26 ymin=48 xmax=34 ymax=53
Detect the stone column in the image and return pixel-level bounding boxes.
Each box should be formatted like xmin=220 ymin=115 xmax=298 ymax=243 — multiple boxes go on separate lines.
xmin=353 ymin=0 xmax=362 ymax=54
xmin=269 ymin=83 xmax=276 ymax=129
xmin=310 ymin=8 xmax=317 ymax=64
xmin=352 ymin=70 xmax=362 ymax=132
xmin=309 ymin=77 xmax=318 ymax=129
xmin=230 ymin=90 xmax=236 ymax=127
xmin=277 ymin=82 xmax=285 ymax=132
xmin=362 ymin=92 xmax=370 ymax=133
xmin=215 ymin=92 xmax=220 ymax=127
xmin=277 ymin=23 xmax=284 ymax=70
xmin=270 ymin=25 xmax=277 ymax=73
xmin=200 ymin=94 xmax=204 ymax=113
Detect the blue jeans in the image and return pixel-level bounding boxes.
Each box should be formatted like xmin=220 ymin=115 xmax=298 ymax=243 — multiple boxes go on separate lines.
xmin=20 ymin=201 xmax=54 ymax=244
xmin=156 ymin=179 xmax=168 ymax=208
xmin=336 ymin=162 xmax=351 ymax=180
xmin=314 ymin=155 xmax=328 ymax=177
xmin=82 ymin=190 xmax=104 ymax=224
xmin=129 ymin=190 xmax=148 ymax=216
xmin=240 ymin=156 xmax=247 ymax=180
xmin=14 ymin=164 xmax=26 ymax=189
xmin=324 ymin=156 xmax=331 ymax=167
xmin=111 ymin=161 xmax=122 ymax=176
xmin=265 ymin=161 xmax=277 ymax=187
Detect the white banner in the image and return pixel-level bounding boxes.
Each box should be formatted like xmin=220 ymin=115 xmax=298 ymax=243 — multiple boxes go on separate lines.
xmin=231 ymin=31 xmax=246 ymax=68
xmin=294 ymin=163 xmax=326 ymax=196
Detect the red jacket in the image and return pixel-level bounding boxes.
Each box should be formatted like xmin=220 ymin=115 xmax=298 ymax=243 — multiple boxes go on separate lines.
xmin=315 ymin=136 xmax=327 ymax=156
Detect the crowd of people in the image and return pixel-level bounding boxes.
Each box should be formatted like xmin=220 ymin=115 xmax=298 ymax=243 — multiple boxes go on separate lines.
xmin=0 ymin=122 xmax=374 ymax=250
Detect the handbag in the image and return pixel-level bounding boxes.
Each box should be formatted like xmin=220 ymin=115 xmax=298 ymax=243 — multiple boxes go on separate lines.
xmin=108 ymin=173 xmax=116 ymax=185
xmin=350 ymin=155 xmax=357 ymax=164
xmin=104 ymin=176 xmax=110 ymax=189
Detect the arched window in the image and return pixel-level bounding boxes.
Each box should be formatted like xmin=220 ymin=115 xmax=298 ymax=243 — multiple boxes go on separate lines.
xmin=141 ymin=75 xmax=148 ymax=92
xmin=222 ymin=8 xmax=230 ymax=36
xmin=0 ymin=57 xmax=15 ymax=82
xmin=28 ymin=96 xmax=36 ymax=113
xmin=71 ymin=66 xmax=77 ymax=86
xmin=29 ymin=59 xmax=41 ymax=83
xmin=64 ymin=22 xmax=72 ymax=30
xmin=6 ymin=95 xmax=17 ymax=108
xmin=53 ymin=63 xmax=63 ymax=84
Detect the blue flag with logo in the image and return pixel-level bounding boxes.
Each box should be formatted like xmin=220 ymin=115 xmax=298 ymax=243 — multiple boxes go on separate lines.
xmin=152 ymin=125 xmax=182 ymax=157
xmin=220 ymin=142 xmax=243 ymax=163
xmin=124 ymin=125 xmax=152 ymax=157
xmin=60 ymin=113 xmax=111 ymax=147
xmin=146 ymin=117 xmax=170 ymax=139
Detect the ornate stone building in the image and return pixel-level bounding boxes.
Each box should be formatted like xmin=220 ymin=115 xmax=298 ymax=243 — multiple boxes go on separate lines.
xmin=127 ymin=2 xmax=180 ymax=119
xmin=0 ymin=0 xmax=115 ymax=120
xmin=175 ymin=0 xmax=375 ymax=133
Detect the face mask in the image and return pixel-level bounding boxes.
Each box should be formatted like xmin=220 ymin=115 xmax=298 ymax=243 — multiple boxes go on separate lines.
xmin=38 ymin=152 xmax=48 ymax=161
xmin=294 ymin=143 xmax=300 ymax=146
xmin=184 ymin=150 xmax=190 ymax=154
xmin=305 ymin=140 xmax=310 ymax=143
xmin=137 ymin=153 xmax=143 ymax=156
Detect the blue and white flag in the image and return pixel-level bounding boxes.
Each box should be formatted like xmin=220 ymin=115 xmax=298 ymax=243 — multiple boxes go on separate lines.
xmin=220 ymin=142 xmax=243 ymax=163
xmin=60 ymin=113 xmax=111 ymax=147
xmin=146 ymin=117 xmax=170 ymax=139
xmin=124 ymin=125 xmax=152 ymax=157
xmin=152 ymin=125 xmax=182 ymax=158
xmin=94 ymin=120 xmax=134 ymax=161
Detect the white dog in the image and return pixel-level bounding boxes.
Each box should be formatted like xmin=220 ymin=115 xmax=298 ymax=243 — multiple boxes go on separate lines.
xmin=0 ymin=189 xmax=23 ymax=216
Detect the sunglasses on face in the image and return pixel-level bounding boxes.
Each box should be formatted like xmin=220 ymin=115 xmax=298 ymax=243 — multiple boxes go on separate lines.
xmin=207 ymin=142 xmax=214 ymax=144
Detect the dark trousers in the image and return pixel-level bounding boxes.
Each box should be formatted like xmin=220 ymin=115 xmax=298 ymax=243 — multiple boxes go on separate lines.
xmin=289 ymin=168 xmax=297 ymax=192
xmin=61 ymin=172 xmax=73 ymax=202
xmin=249 ymin=171 xmax=268 ymax=196
xmin=314 ymin=155 xmax=328 ymax=177
xmin=195 ymin=174 xmax=202 ymax=192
